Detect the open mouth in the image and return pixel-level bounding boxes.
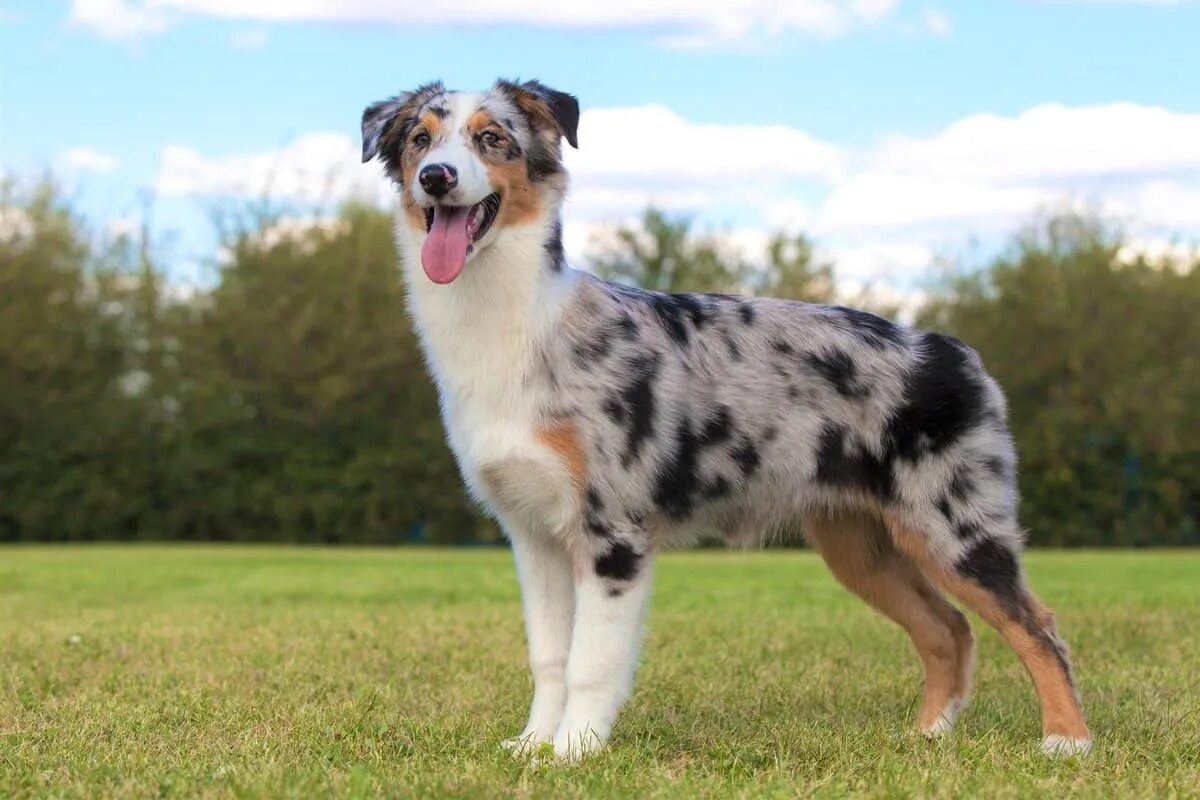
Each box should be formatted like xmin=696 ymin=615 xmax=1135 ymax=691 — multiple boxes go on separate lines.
xmin=420 ymin=193 xmax=502 ymax=284
xmin=424 ymin=193 xmax=501 ymax=243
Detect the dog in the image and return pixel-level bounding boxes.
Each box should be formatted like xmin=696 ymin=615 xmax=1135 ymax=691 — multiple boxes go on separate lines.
xmin=361 ymin=79 xmax=1092 ymax=760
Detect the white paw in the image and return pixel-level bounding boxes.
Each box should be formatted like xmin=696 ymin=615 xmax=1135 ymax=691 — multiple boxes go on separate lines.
xmin=920 ymin=699 xmax=964 ymax=738
xmin=501 ymin=730 xmax=555 ymax=760
xmin=552 ymin=723 xmax=607 ymax=762
xmin=1040 ymin=734 xmax=1093 ymax=757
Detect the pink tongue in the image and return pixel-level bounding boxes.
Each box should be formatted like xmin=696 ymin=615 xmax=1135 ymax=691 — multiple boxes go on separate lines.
xmin=421 ymin=205 xmax=472 ymax=284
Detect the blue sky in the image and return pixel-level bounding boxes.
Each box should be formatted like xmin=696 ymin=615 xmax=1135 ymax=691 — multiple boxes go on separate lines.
xmin=2 ymin=1 xmax=1198 ymax=297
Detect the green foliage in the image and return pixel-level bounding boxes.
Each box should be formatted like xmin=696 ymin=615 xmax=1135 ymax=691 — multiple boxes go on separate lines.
xmin=919 ymin=215 xmax=1200 ymax=546
xmin=0 ymin=182 xmax=490 ymax=544
xmin=591 ymin=208 xmax=837 ymax=303
xmin=0 ymin=187 xmax=1195 ymax=545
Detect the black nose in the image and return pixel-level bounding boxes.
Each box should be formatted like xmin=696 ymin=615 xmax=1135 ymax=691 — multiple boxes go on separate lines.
xmin=418 ymin=163 xmax=458 ymax=198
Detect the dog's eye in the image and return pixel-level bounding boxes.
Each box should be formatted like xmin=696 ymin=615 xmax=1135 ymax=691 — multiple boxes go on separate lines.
xmin=413 ymin=132 xmax=431 ymax=148
xmin=480 ymin=131 xmax=502 ymax=147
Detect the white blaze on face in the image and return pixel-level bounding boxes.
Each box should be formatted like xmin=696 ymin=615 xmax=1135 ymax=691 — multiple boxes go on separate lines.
xmin=412 ymin=93 xmax=491 ymax=208
xmin=413 ymin=93 xmax=497 ymax=285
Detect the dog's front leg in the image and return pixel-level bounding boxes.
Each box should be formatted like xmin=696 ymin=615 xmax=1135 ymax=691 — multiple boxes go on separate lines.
xmin=502 ymin=530 xmax=575 ymax=756
xmin=553 ymin=551 xmax=654 ymax=761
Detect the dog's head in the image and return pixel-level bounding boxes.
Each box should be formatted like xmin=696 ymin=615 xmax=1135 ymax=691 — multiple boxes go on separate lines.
xmin=361 ymin=80 xmax=579 ymax=284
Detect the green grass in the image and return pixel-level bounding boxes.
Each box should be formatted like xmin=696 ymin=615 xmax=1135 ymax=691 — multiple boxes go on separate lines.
xmin=1 ymin=547 xmax=1198 ymax=798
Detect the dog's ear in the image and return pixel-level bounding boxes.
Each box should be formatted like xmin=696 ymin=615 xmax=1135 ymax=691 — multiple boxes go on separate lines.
xmin=500 ymin=80 xmax=580 ymax=149
xmin=361 ymin=93 xmax=413 ymax=163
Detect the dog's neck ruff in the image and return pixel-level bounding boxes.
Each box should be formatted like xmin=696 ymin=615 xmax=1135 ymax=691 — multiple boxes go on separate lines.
xmin=398 ymin=211 xmax=573 ymax=421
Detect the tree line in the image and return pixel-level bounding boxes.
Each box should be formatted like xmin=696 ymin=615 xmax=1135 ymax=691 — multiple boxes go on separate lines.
xmin=1 ymin=182 xmax=1196 ymax=546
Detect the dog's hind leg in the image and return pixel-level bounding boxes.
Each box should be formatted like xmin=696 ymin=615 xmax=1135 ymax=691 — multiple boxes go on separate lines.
xmin=502 ymin=530 xmax=576 ymax=756
xmin=806 ymin=510 xmax=975 ymax=736
xmin=885 ymin=514 xmax=1092 ymax=755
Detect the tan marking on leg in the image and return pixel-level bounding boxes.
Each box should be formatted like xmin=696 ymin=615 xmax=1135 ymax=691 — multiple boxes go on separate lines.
xmin=535 ymin=422 xmax=587 ymax=490
xmin=910 ymin=577 xmax=976 ymax=710
xmin=882 ymin=515 xmax=1091 ymax=744
xmin=806 ymin=511 xmax=969 ymax=734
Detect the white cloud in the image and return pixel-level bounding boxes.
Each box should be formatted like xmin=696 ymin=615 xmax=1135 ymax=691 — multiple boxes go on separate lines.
xmin=817 ymin=173 xmax=1052 ymax=233
xmin=1114 ymin=180 xmax=1200 ymax=229
xmin=872 ymin=103 xmax=1200 ymax=184
xmin=820 ymin=103 xmax=1200 ymax=235
xmin=919 ymin=7 xmax=950 ymax=35
xmin=567 ymin=105 xmax=843 ymax=186
xmin=560 ymin=105 xmax=840 ymax=224
xmin=152 ymin=100 xmax=1200 ymax=291
xmin=56 ymin=147 xmax=120 ymax=173
xmin=69 ymin=0 xmax=166 ymax=40
xmin=1116 ymin=238 xmax=1200 ymax=268
xmin=228 ymin=29 xmax=268 ymax=50
xmin=70 ymin=0 xmax=902 ymax=44
xmin=154 ymin=133 xmax=389 ymax=204
xmin=822 ymin=241 xmax=936 ymax=280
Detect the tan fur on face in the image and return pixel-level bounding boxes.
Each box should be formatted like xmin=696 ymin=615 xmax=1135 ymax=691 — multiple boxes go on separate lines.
xmin=464 ymin=109 xmax=543 ymax=227
xmin=397 ymin=112 xmax=445 ymax=233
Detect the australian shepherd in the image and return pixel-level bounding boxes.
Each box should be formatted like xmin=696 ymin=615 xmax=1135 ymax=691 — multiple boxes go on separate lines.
xmin=361 ymin=79 xmax=1091 ymax=760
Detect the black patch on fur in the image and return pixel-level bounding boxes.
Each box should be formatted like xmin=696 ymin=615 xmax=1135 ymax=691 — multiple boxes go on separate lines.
xmin=702 ymin=476 xmax=731 ymax=500
xmin=584 ymin=487 xmax=612 ymax=539
xmin=653 ymin=406 xmax=737 ymax=519
xmin=544 ymin=218 xmax=565 ymax=271
xmin=653 ymin=419 xmax=704 ymax=518
xmin=526 ymin=143 xmax=563 ymax=182
xmin=644 ymin=293 xmax=713 ymax=348
xmin=936 ymin=495 xmax=954 ymax=525
xmin=595 ymin=541 xmax=640 ymax=581
xmin=814 ymin=424 xmax=895 ymax=500
xmin=513 ymin=79 xmax=580 ymax=148
xmin=983 ymin=456 xmax=1008 ymax=479
xmin=771 ymin=339 xmax=794 ymax=355
xmin=739 ymin=303 xmax=756 ymax=325
xmin=954 ymin=521 xmax=982 ymax=541
xmin=886 ymin=333 xmax=987 ymax=462
xmin=804 ymin=348 xmax=869 ymax=399
xmin=613 ymin=354 xmax=659 ymax=467
xmin=573 ymin=325 xmax=613 ymax=368
xmin=701 ymin=405 xmax=733 ymax=445
xmin=730 ymin=438 xmax=761 ymax=478
xmin=617 ymin=312 xmax=639 ymax=340
xmin=956 ymin=538 xmax=1021 ymax=611
xmin=603 ymin=396 xmax=624 ymax=424
xmin=586 ymin=487 xmax=603 ymax=511
xmin=829 ymin=306 xmax=904 ymax=349
xmin=948 ymin=468 xmax=975 ymax=501
xmin=956 ymin=536 xmax=1076 ymax=685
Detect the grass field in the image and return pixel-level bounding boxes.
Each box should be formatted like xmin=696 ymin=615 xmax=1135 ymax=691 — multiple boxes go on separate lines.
xmin=1 ymin=547 xmax=1198 ymax=798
